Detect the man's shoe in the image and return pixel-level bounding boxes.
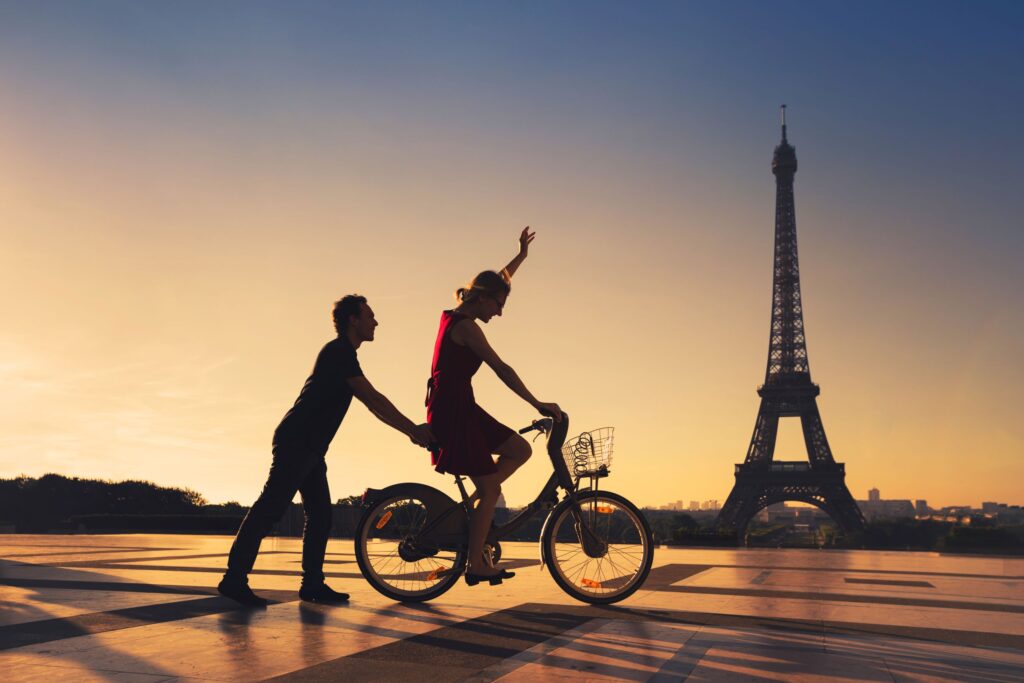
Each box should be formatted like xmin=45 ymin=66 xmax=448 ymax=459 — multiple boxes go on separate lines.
xmin=299 ymin=583 xmax=350 ymax=603
xmin=217 ymin=576 xmax=268 ymax=607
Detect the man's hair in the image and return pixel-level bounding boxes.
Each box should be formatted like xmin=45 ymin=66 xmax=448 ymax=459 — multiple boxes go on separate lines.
xmin=333 ymin=295 xmax=367 ymax=335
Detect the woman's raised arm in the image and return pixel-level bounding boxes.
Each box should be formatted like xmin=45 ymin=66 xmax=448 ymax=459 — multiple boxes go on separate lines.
xmin=501 ymin=227 xmax=535 ymax=281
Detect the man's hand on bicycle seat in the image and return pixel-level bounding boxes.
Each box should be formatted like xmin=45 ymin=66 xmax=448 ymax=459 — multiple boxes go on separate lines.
xmin=409 ymin=423 xmax=435 ymax=448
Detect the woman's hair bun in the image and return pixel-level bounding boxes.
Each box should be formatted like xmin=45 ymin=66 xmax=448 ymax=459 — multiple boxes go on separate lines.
xmin=453 ymin=271 xmax=510 ymax=303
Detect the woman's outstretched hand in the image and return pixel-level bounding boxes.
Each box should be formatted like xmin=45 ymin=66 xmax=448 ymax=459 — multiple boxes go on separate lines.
xmin=536 ymin=402 xmax=563 ymax=422
xmin=503 ymin=227 xmax=535 ymax=281
xmin=518 ymin=226 xmax=535 ymax=256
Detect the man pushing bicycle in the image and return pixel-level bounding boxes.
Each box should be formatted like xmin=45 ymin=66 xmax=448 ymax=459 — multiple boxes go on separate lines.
xmin=218 ymin=295 xmax=433 ymax=607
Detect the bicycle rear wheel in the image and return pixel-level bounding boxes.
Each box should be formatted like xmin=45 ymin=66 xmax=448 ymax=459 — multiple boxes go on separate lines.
xmin=355 ymin=485 xmax=468 ymax=602
xmin=542 ymin=490 xmax=654 ymax=604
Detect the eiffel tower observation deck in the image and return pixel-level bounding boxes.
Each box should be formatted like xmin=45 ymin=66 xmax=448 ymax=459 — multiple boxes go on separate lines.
xmin=717 ymin=107 xmax=866 ymax=535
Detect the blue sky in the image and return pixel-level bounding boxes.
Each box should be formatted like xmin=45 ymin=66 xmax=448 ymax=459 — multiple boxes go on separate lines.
xmin=1 ymin=2 xmax=1022 ymax=506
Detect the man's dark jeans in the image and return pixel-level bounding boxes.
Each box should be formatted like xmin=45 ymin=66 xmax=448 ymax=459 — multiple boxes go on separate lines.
xmin=226 ymin=446 xmax=332 ymax=586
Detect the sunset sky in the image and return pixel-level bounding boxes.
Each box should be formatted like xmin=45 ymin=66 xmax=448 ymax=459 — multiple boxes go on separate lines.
xmin=2 ymin=2 xmax=1022 ymax=509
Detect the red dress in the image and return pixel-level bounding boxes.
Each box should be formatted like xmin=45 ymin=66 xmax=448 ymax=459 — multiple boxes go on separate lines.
xmin=426 ymin=311 xmax=515 ymax=476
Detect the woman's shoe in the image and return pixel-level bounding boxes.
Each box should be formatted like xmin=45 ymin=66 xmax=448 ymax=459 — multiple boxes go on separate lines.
xmin=464 ymin=571 xmax=504 ymax=587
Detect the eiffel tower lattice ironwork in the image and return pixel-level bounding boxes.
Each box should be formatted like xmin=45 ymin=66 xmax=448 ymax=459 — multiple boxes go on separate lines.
xmin=717 ymin=107 xmax=865 ymax=535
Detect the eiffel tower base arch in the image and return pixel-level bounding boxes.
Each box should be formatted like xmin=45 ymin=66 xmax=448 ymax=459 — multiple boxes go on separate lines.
xmin=717 ymin=462 xmax=865 ymax=536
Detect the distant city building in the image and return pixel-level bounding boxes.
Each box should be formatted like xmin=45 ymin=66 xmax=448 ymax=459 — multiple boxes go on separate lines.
xmin=701 ymin=500 xmax=720 ymax=511
xmin=689 ymin=501 xmax=700 ymax=511
xmin=758 ymin=503 xmax=828 ymax=526
xmin=858 ymin=496 xmax=914 ymax=521
xmin=496 ymin=493 xmax=507 ymax=509
xmin=980 ymin=502 xmax=1024 ymax=522
xmin=750 ymin=496 xmax=1022 ymax=526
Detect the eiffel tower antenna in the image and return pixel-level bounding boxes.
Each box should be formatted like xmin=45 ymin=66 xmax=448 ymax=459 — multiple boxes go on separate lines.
xmin=717 ymin=110 xmax=865 ymax=538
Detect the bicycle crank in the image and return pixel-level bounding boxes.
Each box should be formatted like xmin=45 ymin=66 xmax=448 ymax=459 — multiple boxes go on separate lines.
xmin=398 ymin=537 xmax=439 ymax=562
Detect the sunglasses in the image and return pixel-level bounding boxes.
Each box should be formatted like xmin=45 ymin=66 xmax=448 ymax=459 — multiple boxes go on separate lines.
xmin=487 ymin=293 xmax=507 ymax=311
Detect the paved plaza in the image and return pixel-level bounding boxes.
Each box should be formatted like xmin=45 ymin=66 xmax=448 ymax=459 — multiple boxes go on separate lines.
xmin=1 ymin=534 xmax=1022 ymax=682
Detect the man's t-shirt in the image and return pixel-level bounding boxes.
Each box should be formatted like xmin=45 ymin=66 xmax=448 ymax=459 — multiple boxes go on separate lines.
xmin=273 ymin=337 xmax=363 ymax=455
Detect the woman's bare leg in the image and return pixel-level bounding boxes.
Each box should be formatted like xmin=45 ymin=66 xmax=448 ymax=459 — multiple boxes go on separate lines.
xmin=466 ymin=435 xmax=532 ymax=575
xmin=466 ymin=472 xmax=501 ymax=575
xmin=492 ymin=433 xmax=532 ymax=483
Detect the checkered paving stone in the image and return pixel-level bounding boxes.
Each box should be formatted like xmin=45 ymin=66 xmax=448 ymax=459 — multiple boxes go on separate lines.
xmin=2 ymin=534 xmax=1022 ymax=681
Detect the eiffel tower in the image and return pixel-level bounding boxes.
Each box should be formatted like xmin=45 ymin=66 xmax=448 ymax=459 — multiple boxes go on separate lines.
xmin=717 ymin=107 xmax=865 ymax=535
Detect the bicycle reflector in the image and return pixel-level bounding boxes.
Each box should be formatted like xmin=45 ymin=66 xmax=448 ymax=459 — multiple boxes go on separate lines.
xmin=426 ymin=566 xmax=448 ymax=581
xmin=596 ymin=505 xmax=614 ymax=514
xmin=581 ymin=578 xmax=603 ymax=588
xmin=375 ymin=510 xmax=393 ymax=529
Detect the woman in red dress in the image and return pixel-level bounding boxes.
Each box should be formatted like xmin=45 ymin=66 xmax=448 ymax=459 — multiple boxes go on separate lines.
xmin=426 ymin=228 xmax=562 ymax=585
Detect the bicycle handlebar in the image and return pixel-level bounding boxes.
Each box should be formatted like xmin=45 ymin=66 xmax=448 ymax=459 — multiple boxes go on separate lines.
xmin=518 ymin=418 xmax=554 ymax=435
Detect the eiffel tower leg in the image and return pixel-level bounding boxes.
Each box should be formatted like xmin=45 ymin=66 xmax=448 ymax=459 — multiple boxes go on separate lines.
xmin=799 ymin=403 xmax=865 ymax=531
xmin=718 ymin=482 xmax=759 ymax=532
xmin=719 ymin=402 xmax=779 ymax=532
xmin=821 ymin=482 xmax=866 ymax=531
xmin=799 ymin=402 xmax=834 ymax=467
xmin=746 ymin=399 xmax=779 ymax=464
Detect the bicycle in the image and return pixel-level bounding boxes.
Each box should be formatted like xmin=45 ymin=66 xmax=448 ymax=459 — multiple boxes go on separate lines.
xmin=354 ymin=413 xmax=654 ymax=604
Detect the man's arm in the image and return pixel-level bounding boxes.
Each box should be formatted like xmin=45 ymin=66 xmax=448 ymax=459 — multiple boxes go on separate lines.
xmin=348 ymin=376 xmax=433 ymax=446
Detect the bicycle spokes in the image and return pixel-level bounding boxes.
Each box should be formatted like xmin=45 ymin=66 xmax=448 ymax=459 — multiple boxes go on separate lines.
xmin=363 ymin=497 xmax=462 ymax=594
xmin=549 ymin=496 xmax=649 ymax=599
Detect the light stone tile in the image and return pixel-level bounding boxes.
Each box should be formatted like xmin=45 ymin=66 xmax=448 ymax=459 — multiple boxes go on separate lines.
xmin=825 ymin=632 xmax=1024 ymax=668
xmin=0 ymin=585 xmax=209 ymax=626
xmin=488 ymin=620 xmax=699 ymax=682
xmin=682 ymin=645 xmax=894 ymax=682
xmin=689 ymin=624 xmax=825 ymax=653
xmin=0 ymin=652 xmax=178 ymax=682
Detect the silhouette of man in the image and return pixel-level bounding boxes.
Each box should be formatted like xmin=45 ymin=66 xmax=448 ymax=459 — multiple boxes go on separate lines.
xmin=218 ymin=295 xmax=433 ymax=606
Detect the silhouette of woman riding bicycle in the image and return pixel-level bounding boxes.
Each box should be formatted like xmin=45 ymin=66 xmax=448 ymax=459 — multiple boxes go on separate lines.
xmin=357 ymin=228 xmax=653 ymax=604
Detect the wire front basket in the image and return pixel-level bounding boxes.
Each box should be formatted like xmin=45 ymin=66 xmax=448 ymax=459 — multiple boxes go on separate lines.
xmin=561 ymin=427 xmax=614 ymax=479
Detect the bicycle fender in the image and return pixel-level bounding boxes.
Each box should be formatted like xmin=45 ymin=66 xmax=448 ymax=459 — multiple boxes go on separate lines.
xmin=539 ymin=489 xmax=615 ymax=571
xmin=539 ymin=494 xmax=581 ymax=572
xmin=373 ymin=483 xmax=456 ymax=510
xmin=538 ymin=515 xmax=551 ymax=573
xmin=358 ymin=482 xmax=455 ymax=520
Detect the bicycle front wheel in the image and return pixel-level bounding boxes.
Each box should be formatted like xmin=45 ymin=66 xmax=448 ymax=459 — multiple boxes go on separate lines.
xmin=542 ymin=490 xmax=654 ymax=604
xmin=355 ymin=485 xmax=468 ymax=602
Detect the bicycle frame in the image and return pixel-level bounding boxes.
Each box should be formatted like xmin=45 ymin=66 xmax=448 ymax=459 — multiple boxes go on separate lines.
xmin=384 ymin=413 xmax=606 ymax=562
xmin=491 ymin=414 xmax=582 ymax=542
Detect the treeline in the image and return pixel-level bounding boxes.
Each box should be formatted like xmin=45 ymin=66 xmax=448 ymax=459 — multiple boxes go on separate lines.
xmin=4 ymin=476 xmax=1021 ymax=554
xmin=848 ymin=519 xmax=1024 ymax=554
xmin=644 ymin=511 xmax=1024 ymax=554
xmin=0 ymin=474 xmax=213 ymax=532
